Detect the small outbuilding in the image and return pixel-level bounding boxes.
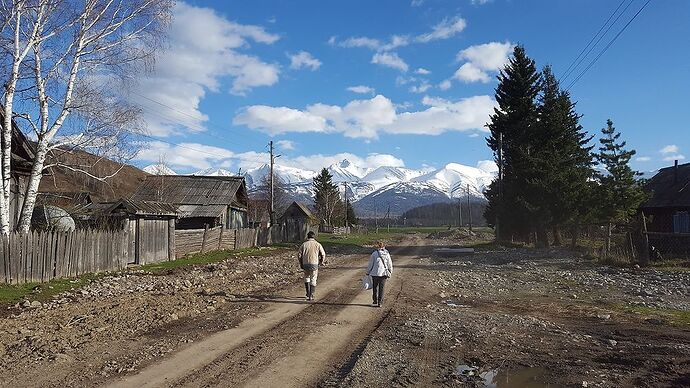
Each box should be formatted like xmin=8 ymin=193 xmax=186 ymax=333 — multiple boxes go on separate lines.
xmin=131 ymin=175 xmax=248 ymax=230
xmin=640 ymin=160 xmax=690 ymax=254
xmin=279 ymin=201 xmax=316 ymax=242
xmin=77 ymin=199 xmax=178 ymax=265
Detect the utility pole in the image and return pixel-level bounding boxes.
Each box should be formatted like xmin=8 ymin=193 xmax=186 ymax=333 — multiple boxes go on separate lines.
xmin=386 ymin=203 xmax=391 ymax=233
xmin=467 ymin=183 xmax=473 ymax=233
xmin=375 ymin=201 xmax=379 ymax=233
xmin=343 ymin=181 xmax=348 ymax=229
xmin=457 ymin=197 xmax=463 ymax=228
xmin=496 ymin=131 xmax=503 ymax=241
xmin=269 ymin=141 xmax=274 ymax=226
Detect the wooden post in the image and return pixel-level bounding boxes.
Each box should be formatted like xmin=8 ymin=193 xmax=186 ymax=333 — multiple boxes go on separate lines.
xmin=218 ymin=226 xmax=224 ymax=250
xmin=201 ymin=224 xmax=209 ymax=254
xmin=640 ymin=211 xmax=650 ymax=265
xmin=234 ymin=228 xmax=238 ymax=250
xmin=168 ymin=218 xmax=176 ymax=261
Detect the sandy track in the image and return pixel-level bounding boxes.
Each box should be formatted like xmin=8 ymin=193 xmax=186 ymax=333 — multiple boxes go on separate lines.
xmin=108 ymin=246 xmax=419 ymax=388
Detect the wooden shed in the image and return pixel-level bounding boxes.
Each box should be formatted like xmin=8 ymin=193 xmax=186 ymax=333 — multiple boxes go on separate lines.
xmin=78 ymin=199 xmax=178 ymax=265
xmin=131 ymin=175 xmax=248 ymax=230
xmin=1 ymin=107 xmax=36 ymax=229
xmin=279 ymin=201 xmax=316 ymax=242
xmin=640 ymin=160 xmax=690 ymax=254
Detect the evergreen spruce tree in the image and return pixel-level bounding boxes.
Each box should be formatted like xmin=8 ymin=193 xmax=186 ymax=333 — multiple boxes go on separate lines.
xmin=595 ymin=119 xmax=646 ymax=253
xmin=312 ymin=168 xmax=342 ymax=226
xmin=485 ymin=45 xmax=541 ymax=242
xmin=533 ymin=66 xmax=594 ymax=246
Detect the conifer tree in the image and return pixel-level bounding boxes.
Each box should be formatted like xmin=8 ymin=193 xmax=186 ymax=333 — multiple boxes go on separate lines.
xmin=595 ymin=119 xmax=646 ymax=253
xmin=485 ymin=45 xmax=541 ymax=242
xmin=312 ymin=168 xmax=342 ymax=226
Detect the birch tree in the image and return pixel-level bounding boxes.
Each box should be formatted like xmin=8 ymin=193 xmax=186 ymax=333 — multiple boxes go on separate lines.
xmin=0 ymin=0 xmax=172 ymax=233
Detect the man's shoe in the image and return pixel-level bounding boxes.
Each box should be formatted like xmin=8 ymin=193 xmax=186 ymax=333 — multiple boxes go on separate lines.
xmin=305 ymin=283 xmax=311 ymax=299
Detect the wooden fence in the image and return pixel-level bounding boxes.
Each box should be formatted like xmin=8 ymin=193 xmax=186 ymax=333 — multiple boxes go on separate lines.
xmin=1 ymin=226 xmax=285 ymax=284
xmin=1 ymin=230 xmax=129 ymax=284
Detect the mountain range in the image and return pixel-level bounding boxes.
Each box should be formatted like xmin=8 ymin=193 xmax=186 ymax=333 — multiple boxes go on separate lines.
xmin=142 ymin=160 xmax=497 ymax=216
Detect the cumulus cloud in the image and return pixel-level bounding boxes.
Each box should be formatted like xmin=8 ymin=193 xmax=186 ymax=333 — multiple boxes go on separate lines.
xmin=409 ymin=81 xmax=432 ymax=93
xmin=276 ymin=140 xmax=296 ymax=150
xmin=635 ymin=156 xmax=651 ymax=162
xmin=444 ymin=41 xmax=513 ymax=86
xmin=233 ymin=94 xmax=496 ymax=139
xmin=472 ymin=0 xmax=492 ymax=4
xmin=411 ymin=0 xmax=424 ymax=6
xmin=660 ymin=144 xmax=685 ymax=161
xmin=289 ymin=51 xmax=322 ymax=70
xmin=438 ymin=79 xmax=452 ymax=90
xmin=347 ymin=85 xmax=375 ymax=94
xmin=135 ymin=141 xmax=237 ymax=170
xmin=371 ymin=52 xmax=409 ymax=72
xmin=415 ymin=68 xmax=431 ymax=75
xmin=134 ymin=2 xmax=280 ymax=136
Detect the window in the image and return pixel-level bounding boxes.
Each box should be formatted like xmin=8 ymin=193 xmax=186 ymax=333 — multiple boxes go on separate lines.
xmin=673 ymin=211 xmax=690 ymax=233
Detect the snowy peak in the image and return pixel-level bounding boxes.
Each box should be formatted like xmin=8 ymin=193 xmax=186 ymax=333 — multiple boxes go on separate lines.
xmin=412 ymin=163 xmax=494 ymax=198
xmin=143 ymin=164 xmax=177 ymax=175
xmin=193 ymin=168 xmax=235 ymax=177
xmin=327 ymin=160 xmax=370 ymax=182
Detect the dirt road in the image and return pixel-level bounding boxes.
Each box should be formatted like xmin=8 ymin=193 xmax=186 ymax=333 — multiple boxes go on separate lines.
xmin=1 ymin=234 xmax=689 ymax=387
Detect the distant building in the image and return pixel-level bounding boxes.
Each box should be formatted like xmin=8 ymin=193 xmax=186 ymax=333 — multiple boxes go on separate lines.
xmin=131 ymin=175 xmax=248 ymax=230
xmin=640 ymin=160 xmax=690 ymax=254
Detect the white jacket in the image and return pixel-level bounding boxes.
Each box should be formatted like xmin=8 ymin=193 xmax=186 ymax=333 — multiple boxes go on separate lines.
xmin=366 ymin=248 xmax=393 ymax=277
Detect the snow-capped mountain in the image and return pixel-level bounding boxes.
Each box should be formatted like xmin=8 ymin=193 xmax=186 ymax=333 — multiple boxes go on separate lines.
xmin=143 ymin=164 xmax=177 ymax=175
xmin=142 ymin=159 xmax=496 ymax=216
xmin=193 ymin=168 xmax=235 ymax=177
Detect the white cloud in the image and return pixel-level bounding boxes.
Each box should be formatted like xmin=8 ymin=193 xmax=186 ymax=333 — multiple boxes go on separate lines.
xmin=453 ymin=63 xmax=491 ymax=83
xmin=445 ymin=41 xmax=513 ymax=86
xmin=347 ymin=85 xmax=375 ymax=94
xmin=134 ymin=2 xmax=280 ymax=136
xmin=635 ymin=156 xmax=651 ymax=162
xmin=135 ymin=141 xmax=236 ymax=170
xmin=438 ymin=79 xmax=452 ymax=90
xmin=472 ymin=0 xmax=492 ymax=4
xmin=415 ymin=68 xmax=431 ymax=75
xmin=660 ymin=144 xmax=685 ymax=161
xmin=415 ymin=16 xmax=467 ymax=43
xmin=333 ymin=15 xmax=466 ymax=52
xmin=411 ymin=0 xmax=424 ymax=6
xmin=289 ymin=51 xmax=322 ymax=70
xmin=276 ymin=140 xmax=296 ymax=151
xmin=660 ymin=145 xmax=679 ymax=154
xmin=371 ymin=52 xmax=409 ymax=72
xmin=285 ymin=153 xmax=405 ymax=171
xmin=409 ymin=81 xmax=432 ymax=93
xmin=234 ymin=94 xmax=496 ymax=139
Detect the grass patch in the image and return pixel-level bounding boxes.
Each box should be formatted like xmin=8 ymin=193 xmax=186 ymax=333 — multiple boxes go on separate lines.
xmin=624 ymin=306 xmax=690 ymax=326
xmin=650 ymin=259 xmax=690 ymax=272
xmin=318 ymin=227 xmax=448 ymax=250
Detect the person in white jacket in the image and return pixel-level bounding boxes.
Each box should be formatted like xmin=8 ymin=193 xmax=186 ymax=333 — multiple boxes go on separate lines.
xmin=366 ymin=240 xmax=393 ymax=307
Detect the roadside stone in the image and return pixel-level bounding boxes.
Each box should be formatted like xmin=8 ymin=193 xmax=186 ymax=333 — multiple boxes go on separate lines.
xmin=30 ymin=301 xmax=42 ymax=308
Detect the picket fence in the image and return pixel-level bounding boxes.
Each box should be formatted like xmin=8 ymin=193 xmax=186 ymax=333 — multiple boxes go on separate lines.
xmin=1 ymin=226 xmax=286 ymax=284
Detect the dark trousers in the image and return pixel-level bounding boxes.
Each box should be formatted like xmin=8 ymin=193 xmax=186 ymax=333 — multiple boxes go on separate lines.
xmin=371 ymin=276 xmax=387 ymax=304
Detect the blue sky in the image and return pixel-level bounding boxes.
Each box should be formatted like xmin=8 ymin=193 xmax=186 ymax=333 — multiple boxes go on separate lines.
xmin=132 ymin=0 xmax=690 ymax=174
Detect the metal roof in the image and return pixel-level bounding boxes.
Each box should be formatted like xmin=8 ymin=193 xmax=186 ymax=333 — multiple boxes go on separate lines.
xmin=642 ymin=162 xmax=690 ymax=209
xmin=131 ymin=176 xmax=247 ymax=209
xmin=79 ymin=199 xmax=178 ymax=217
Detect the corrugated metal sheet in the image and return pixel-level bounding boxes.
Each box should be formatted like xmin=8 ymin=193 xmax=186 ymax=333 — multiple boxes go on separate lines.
xmin=177 ymin=204 xmax=227 ymax=218
xmin=131 ymin=176 xmax=246 ymax=206
xmin=642 ymin=162 xmax=690 ymax=208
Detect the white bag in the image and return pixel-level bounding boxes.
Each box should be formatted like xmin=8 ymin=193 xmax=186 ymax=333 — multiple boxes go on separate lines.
xmin=361 ymin=275 xmax=372 ymax=290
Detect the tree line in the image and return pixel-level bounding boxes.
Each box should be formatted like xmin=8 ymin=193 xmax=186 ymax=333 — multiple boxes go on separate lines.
xmin=484 ymin=46 xmax=646 ymax=248
xmin=401 ymin=202 xmax=488 ymax=227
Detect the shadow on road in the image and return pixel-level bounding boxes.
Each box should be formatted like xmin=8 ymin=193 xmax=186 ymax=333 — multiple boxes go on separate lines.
xmin=226 ymin=294 xmax=375 ymax=308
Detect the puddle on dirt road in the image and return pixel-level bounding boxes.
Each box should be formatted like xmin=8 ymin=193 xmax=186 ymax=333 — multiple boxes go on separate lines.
xmin=456 ymin=364 xmax=556 ymax=387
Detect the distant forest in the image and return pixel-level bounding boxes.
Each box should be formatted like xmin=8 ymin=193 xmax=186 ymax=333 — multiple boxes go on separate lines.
xmin=400 ymin=202 xmax=488 ymax=227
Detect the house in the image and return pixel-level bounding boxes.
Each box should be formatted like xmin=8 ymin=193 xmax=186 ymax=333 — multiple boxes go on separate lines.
xmin=279 ymin=201 xmax=316 ymax=242
xmin=1 ymin=108 xmax=36 ymax=229
xmin=640 ymin=160 xmax=690 ymax=254
xmin=130 ymin=175 xmax=248 ymax=230
xmin=77 ymin=199 xmax=178 ymax=264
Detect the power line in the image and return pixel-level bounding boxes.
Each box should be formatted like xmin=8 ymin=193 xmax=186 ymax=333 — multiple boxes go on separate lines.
xmin=559 ymin=0 xmax=629 ymax=83
xmin=566 ymin=0 xmax=653 ymax=91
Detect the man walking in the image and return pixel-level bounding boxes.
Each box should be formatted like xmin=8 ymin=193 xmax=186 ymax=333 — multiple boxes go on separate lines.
xmin=298 ymin=231 xmax=326 ymax=301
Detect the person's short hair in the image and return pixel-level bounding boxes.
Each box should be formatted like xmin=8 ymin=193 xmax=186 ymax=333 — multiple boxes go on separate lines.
xmin=376 ymin=240 xmax=385 ymax=248
xmin=307 ymin=231 xmax=315 ymax=239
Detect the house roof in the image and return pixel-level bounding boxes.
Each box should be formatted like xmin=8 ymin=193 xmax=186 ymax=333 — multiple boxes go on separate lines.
xmin=131 ymin=175 xmax=247 ymax=206
xmin=642 ymin=162 xmax=690 ymax=209
xmin=79 ymin=198 xmax=178 ymax=217
xmin=280 ymin=201 xmax=314 ymax=220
